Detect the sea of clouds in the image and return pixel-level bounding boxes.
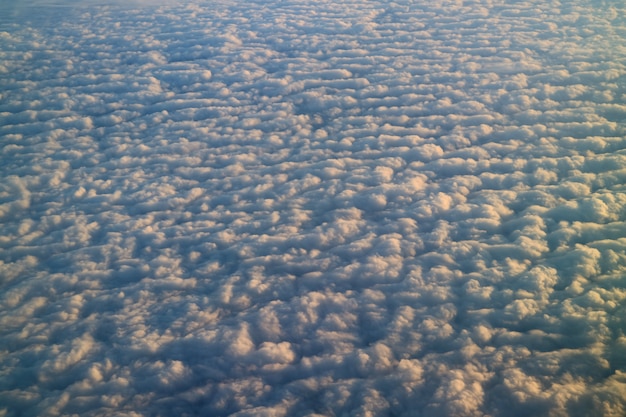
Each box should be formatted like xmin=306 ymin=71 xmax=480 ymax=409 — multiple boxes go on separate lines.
xmin=2 ymin=0 xmax=626 ymax=415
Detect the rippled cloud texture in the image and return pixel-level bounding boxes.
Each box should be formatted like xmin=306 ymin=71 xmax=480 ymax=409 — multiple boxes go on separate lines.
xmin=2 ymin=0 xmax=626 ymax=415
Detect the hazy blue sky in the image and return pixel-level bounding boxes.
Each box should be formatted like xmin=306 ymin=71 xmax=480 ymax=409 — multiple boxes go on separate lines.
xmin=2 ymin=0 xmax=626 ymax=416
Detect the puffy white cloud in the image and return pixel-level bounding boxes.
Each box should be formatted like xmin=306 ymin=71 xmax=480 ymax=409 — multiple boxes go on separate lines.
xmin=2 ymin=0 xmax=626 ymax=416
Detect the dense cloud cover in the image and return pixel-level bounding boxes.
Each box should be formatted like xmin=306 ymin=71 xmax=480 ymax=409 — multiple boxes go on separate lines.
xmin=2 ymin=0 xmax=626 ymax=415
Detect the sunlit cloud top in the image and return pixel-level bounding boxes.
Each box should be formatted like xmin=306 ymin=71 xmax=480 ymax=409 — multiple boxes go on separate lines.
xmin=2 ymin=0 xmax=626 ymax=416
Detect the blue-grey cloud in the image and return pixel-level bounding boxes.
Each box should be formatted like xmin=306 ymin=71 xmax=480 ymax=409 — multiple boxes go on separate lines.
xmin=2 ymin=0 xmax=626 ymax=416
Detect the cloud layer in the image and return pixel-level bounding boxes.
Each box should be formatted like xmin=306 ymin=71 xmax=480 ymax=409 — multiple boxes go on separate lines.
xmin=2 ymin=0 xmax=626 ymax=416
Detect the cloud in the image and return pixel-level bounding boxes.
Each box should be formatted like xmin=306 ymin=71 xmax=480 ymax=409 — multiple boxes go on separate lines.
xmin=2 ymin=0 xmax=626 ymax=416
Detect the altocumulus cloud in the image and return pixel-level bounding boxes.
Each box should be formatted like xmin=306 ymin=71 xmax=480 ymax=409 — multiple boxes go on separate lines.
xmin=2 ymin=0 xmax=626 ymax=415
